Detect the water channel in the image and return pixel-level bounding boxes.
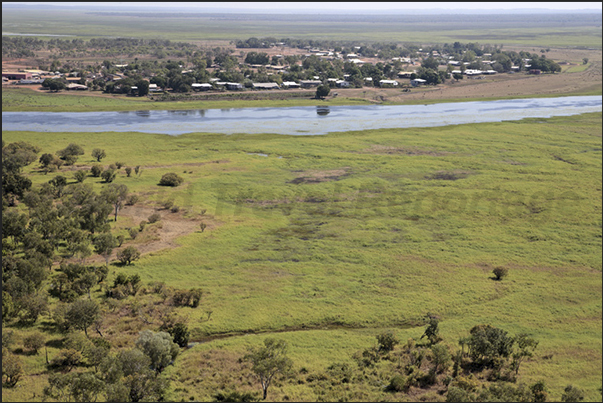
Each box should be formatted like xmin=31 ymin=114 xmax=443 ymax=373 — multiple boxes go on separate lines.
xmin=2 ymin=96 xmax=601 ymax=136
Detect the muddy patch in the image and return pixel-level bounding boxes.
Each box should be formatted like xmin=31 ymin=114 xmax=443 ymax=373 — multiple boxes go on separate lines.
xmin=288 ymin=168 xmax=350 ymax=184
xmin=360 ymin=144 xmax=450 ymax=156
xmin=424 ymin=170 xmax=474 ymax=181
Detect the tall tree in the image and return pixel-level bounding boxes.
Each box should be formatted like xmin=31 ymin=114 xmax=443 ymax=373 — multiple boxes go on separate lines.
xmin=244 ymin=338 xmax=293 ymax=400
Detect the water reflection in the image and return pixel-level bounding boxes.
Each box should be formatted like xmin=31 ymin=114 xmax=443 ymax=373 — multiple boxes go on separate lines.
xmin=135 ymin=110 xmax=151 ymax=118
xmin=316 ymin=106 xmax=330 ymax=116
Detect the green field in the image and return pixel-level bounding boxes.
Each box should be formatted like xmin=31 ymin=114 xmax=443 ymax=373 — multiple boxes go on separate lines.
xmin=3 ymin=9 xmax=602 ymax=48
xmin=2 ymin=112 xmax=601 ymax=401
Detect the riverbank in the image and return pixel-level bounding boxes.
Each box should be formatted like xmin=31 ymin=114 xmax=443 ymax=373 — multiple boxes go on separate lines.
xmin=3 ymin=58 xmax=601 ymax=113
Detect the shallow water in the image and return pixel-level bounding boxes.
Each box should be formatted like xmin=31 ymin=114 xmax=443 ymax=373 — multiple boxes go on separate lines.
xmin=2 ymin=96 xmax=601 ymax=136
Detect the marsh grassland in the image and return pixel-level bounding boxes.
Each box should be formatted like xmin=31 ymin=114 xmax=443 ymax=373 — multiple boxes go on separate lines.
xmin=2 ymin=112 xmax=601 ymax=401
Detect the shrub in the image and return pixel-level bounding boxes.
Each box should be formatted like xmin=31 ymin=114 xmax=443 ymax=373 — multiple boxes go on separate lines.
xmin=387 ymin=374 xmax=408 ymax=392
xmin=377 ymin=331 xmax=399 ymax=353
xmin=125 ymin=167 xmax=132 ymax=177
xmin=117 ymin=246 xmax=141 ymax=265
xmin=561 ymin=385 xmax=584 ymax=402
xmin=159 ymin=172 xmax=184 ymax=187
xmin=171 ymin=205 xmax=180 ymax=213
xmin=199 ymin=222 xmax=207 ymax=232
xmin=116 ymin=234 xmax=125 ymax=247
xmin=492 ymin=267 xmax=509 ymax=281
xmin=162 ymin=200 xmax=174 ymax=210
xmin=128 ymin=227 xmax=138 ymax=240
xmin=125 ymin=194 xmax=139 ymax=205
xmin=115 ymin=162 xmax=124 ymax=169
xmin=147 ymin=213 xmax=161 ymax=224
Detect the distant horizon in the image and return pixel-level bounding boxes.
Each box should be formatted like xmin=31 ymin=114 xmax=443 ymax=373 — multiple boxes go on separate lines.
xmin=2 ymin=1 xmax=602 ymax=14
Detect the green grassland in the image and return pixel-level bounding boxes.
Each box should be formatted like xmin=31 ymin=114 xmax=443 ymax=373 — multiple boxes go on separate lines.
xmin=2 ymin=112 xmax=601 ymax=401
xmin=4 ymin=87 xmax=602 ymax=113
xmin=3 ymin=9 xmax=602 ymax=48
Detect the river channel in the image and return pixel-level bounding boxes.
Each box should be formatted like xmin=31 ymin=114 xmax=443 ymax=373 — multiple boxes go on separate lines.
xmin=2 ymin=96 xmax=601 ymax=136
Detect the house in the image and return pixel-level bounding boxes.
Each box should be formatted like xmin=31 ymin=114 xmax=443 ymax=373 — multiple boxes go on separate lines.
xmin=191 ymin=83 xmax=212 ymax=91
xmin=281 ymin=81 xmax=300 ymax=89
xmin=335 ymin=80 xmax=349 ymax=88
xmin=410 ymin=78 xmax=426 ymax=87
xmin=66 ymin=83 xmax=88 ymax=91
xmin=299 ymin=80 xmax=322 ymax=88
xmin=225 ymin=82 xmax=244 ymax=90
xmin=379 ymin=79 xmax=399 ymax=87
xmin=482 ymin=70 xmax=497 ymax=75
xmin=252 ymin=82 xmax=280 ymax=90
xmin=148 ymin=83 xmax=161 ymax=92
xmin=2 ymin=71 xmax=32 ymax=80
xmin=19 ymin=78 xmax=44 ymax=84
xmin=397 ymin=71 xmax=414 ymax=79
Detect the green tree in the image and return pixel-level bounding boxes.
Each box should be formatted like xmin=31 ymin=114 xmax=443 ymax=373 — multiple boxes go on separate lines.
xmin=531 ymin=380 xmax=548 ymax=402
xmin=467 ymin=324 xmax=515 ymax=366
xmin=2 ymin=350 xmax=24 ymax=387
xmin=90 ymin=164 xmax=103 ymax=177
xmin=101 ymin=169 xmax=116 ymax=183
xmin=421 ymin=317 xmax=442 ymax=345
xmin=244 ymin=338 xmax=293 ymax=400
xmin=135 ymin=330 xmax=180 ymax=373
xmin=74 ymin=170 xmax=87 ymax=183
xmin=93 ymin=232 xmax=118 ymax=266
xmin=92 ymin=148 xmax=106 ymax=162
xmin=511 ymin=333 xmax=538 ymax=375
xmin=23 ymin=332 xmax=45 ymax=354
xmin=315 ymin=84 xmax=330 ymax=99
xmin=65 ymin=298 xmax=101 ymax=337
xmin=101 ymin=183 xmax=128 ymax=222
xmin=57 ymin=143 xmax=84 ymax=165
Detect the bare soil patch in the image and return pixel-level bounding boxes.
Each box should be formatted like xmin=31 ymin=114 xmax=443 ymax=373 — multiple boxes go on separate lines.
xmin=85 ymin=205 xmax=212 ymax=265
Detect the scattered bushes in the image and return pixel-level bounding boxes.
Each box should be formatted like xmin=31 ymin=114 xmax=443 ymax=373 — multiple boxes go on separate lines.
xmin=147 ymin=213 xmax=162 ymax=224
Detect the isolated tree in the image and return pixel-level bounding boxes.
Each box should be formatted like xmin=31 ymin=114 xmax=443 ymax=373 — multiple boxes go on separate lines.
xmin=530 ymin=380 xmax=548 ymax=402
xmin=116 ymin=246 xmax=141 ymax=265
xmin=92 ymin=148 xmax=106 ymax=162
xmin=65 ymin=298 xmax=101 ymax=337
xmin=315 ymin=84 xmax=330 ymax=99
xmin=101 ymin=183 xmax=128 ymax=222
xmin=135 ymin=330 xmax=180 ymax=373
xmin=244 ymin=338 xmax=293 ymax=400
xmin=39 ymin=153 xmax=55 ymax=169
